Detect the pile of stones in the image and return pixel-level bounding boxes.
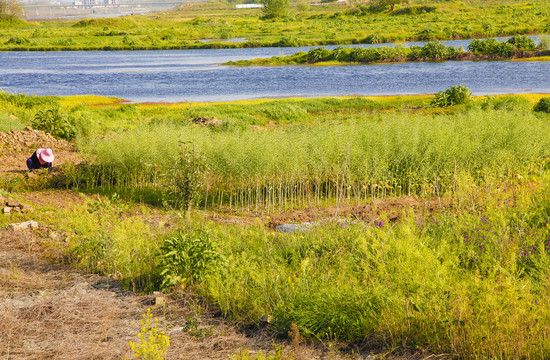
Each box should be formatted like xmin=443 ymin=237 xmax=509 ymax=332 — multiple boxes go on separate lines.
xmin=1 ymin=195 xmax=34 ymax=215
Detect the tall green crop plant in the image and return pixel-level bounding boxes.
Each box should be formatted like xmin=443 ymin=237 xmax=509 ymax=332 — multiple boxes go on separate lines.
xmin=79 ymin=107 xmax=550 ymax=211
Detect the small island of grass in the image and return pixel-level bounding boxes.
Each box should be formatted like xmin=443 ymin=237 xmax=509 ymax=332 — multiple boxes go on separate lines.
xmin=224 ymin=36 xmax=550 ymax=66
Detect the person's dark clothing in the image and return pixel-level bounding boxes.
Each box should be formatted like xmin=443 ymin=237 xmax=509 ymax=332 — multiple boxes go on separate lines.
xmin=27 ymin=151 xmax=52 ymax=170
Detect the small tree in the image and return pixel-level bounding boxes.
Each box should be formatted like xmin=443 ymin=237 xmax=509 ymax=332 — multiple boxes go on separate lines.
xmin=260 ymin=0 xmax=289 ymax=19
xmin=378 ymin=0 xmax=406 ymax=12
xmin=0 ymin=0 xmax=22 ymax=18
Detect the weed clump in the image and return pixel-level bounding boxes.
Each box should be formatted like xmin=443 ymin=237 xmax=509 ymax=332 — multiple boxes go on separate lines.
xmin=32 ymin=108 xmax=76 ymax=141
xmin=159 ymin=230 xmax=223 ymax=290
xmin=431 ymin=85 xmax=472 ymax=107
xmin=534 ymin=98 xmax=550 ymax=113
xmin=129 ymin=308 xmax=170 ymax=360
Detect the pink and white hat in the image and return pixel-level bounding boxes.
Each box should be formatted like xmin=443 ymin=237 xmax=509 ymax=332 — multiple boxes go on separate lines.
xmin=37 ymin=148 xmax=54 ymax=164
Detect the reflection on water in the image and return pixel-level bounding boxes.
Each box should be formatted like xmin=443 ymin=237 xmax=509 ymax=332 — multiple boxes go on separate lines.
xmin=0 ymin=45 xmax=549 ymax=102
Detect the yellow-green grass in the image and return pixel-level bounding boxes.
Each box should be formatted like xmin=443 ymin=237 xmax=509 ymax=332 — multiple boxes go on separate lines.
xmin=512 ymin=56 xmax=550 ymax=62
xmin=9 ymin=173 xmax=550 ymax=359
xmin=3 ymin=90 xmax=550 ymax=359
xmin=0 ymin=0 xmax=549 ymax=51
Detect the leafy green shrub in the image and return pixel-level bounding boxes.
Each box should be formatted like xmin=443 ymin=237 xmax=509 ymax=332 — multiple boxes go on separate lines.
xmin=32 ymin=108 xmax=76 ymax=140
xmin=507 ymin=35 xmax=536 ymax=51
xmin=260 ymin=0 xmax=289 ymax=19
xmin=537 ymin=35 xmax=550 ymax=51
xmin=305 ymin=46 xmax=331 ymax=63
xmin=495 ymin=41 xmax=514 ymax=57
xmin=348 ymin=47 xmax=382 ymax=63
xmin=534 ymin=98 xmax=550 ymax=113
xmin=468 ymin=38 xmax=499 ymax=55
xmin=275 ymin=35 xmax=300 ymax=47
xmin=431 ymin=85 xmax=472 ymax=107
xmin=159 ymin=230 xmax=223 ymax=289
xmin=416 ymin=28 xmax=437 ymax=41
xmin=363 ymin=33 xmax=381 ymax=44
xmin=165 ymin=144 xmax=209 ymax=211
xmin=421 ymin=41 xmax=457 ymax=60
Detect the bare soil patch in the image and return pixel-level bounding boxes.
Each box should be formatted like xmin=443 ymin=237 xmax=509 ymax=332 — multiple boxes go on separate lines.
xmin=207 ymin=196 xmax=445 ymax=228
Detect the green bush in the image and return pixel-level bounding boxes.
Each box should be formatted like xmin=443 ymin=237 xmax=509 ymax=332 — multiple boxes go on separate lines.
xmin=305 ymin=46 xmax=332 ymax=63
xmin=431 ymin=85 xmax=472 ymax=107
xmin=538 ymin=35 xmax=550 ymax=51
xmin=275 ymin=36 xmax=300 ymax=47
xmin=420 ymin=41 xmax=457 ymax=59
xmin=363 ymin=33 xmax=381 ymax=44
xmin=534 ymin=98 xmax=550 ymax=113
xmin=260 ymin=0 xmax=289 ymax=19
xmin=32 ymin=108 xmax=76 ymax=140
xmin=165 ymin=145 xmax=209 ymax=211
xmin=468 ymin=38 xmax=499 ymax=55
xmin=507 ymin=35 xmax=536 ymax=51
xmin=495 ymin=41 xmax=514 ymax=57
xmin=159 ymin=230 xmax=223 ymax=289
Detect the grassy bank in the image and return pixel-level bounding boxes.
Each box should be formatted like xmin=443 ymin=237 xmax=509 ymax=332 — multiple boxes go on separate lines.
xmin=3 ymin=93 xmax=550 ymax=359
xmin=0 ymin=0 xmax=549 ymax=51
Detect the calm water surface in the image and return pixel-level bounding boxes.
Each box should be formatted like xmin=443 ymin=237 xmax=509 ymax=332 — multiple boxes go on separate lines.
xmin=0 ymin=43 xmax=549 ymax=102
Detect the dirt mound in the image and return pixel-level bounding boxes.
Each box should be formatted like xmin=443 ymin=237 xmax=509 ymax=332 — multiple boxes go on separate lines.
xmin=192 ymin=116 xmax=224 ymax=128
xmin=0 ymin=126 xmax=73 ymax=153
xmin=0 ymin=127 xmax=81 ymax=178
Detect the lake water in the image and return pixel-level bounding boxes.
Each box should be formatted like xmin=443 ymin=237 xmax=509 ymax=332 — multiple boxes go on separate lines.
xmin=1 ymin=39 xmax=549 ymax=102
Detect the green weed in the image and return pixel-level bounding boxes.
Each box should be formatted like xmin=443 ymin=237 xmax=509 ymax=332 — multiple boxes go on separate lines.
xmin=431 ymin=85 xmax=472 ymax=107
xmin=159 ymin=229 xmax=223 ymax=290
xmin=129 ymin=308 xmax=170 ymax=360
xmin=534 ymin=98 xmax=550 ymax=113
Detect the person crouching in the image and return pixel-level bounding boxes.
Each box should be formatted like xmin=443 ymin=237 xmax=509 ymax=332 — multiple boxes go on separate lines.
xmin=27 ymin=148 xmax=54 ymax=171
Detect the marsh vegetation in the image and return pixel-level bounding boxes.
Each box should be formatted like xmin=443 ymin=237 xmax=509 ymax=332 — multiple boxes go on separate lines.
xmin=2 ymin=91 xmax=550 ymax=359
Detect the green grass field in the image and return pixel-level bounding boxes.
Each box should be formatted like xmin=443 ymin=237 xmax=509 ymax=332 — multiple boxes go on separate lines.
xmin=0 ymin=0 xmax=549 ymax=51
xmin=2 ymin=92 xmax=550 ymax=358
